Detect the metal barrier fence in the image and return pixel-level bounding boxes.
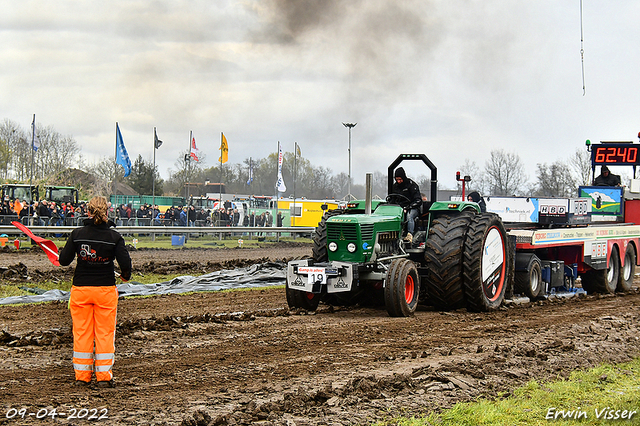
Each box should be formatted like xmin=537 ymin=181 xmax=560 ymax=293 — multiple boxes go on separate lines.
xmin=1 ymin=215 xmax=238 ymax=228
xmin=0 ymin=223 xmax=315 ymax=239
xmin=0 ymin=215 xmax=90 ymax=227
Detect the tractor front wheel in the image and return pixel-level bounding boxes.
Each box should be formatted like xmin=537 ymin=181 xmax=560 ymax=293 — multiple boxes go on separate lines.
xmin=384 ymin=259 xmax=420 ymax=317
xmin=312 ymin=209 xmax=347 ymax=262
xmin=286 ymin=287 xmax=321 ymax=311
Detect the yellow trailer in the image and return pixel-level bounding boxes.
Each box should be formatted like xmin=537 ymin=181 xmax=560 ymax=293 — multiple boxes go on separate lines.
xmin=277 ymin=199 xmax=343 ymax=227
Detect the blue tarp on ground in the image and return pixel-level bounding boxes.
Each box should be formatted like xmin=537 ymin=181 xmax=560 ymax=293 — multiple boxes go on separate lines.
xmin=0 ymin=262 xmax=286 ymax=305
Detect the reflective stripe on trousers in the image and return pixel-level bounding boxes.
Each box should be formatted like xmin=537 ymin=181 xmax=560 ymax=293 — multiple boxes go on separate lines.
xmin=70 ymin=285 xmax=118 ymax=382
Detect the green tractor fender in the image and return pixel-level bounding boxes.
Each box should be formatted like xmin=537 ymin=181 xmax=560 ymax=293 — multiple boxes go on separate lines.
xmin=425 ymin=200 xmax=481 ymax=230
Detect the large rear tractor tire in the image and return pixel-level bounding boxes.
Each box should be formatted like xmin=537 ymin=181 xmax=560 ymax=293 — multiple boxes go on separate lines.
xmin=581 ymin=247 xmax=620 ymax=294
xmin=463 ymin=213 xmax=509 ymax=312
xmin=514 ymin=255 xmax=544 ymax=300
xmin=384 ymin=259 xmax=420 ymax=317
xmin=286 ymin=286 xmax=321 ymax=311
xmin=617 ymin=244 xmax=636 ymax=292
xmin=423 ymin=212 xmax=475 ymax=310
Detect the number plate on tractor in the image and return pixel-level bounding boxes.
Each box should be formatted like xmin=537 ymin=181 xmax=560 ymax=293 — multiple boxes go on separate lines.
xmin=298 ymin=266 xmax=327 ymax=284
xmin=287 ymin=260 xmax=354 ymax=293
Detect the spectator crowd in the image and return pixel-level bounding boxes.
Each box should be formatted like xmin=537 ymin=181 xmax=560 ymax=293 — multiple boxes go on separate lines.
xmin=1 ymin=198 xmax=89 ymax=226
xmin=2 ymin=197 xmax=283 ymax=229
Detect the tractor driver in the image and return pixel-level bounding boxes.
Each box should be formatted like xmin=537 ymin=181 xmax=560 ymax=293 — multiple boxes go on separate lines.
xmin=391 ymin=167 xmax=422 ymax=243
xmin=593 ymin=165 xmax=621 ymax=186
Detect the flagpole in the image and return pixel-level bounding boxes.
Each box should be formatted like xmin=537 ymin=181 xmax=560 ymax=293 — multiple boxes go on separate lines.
xmin=293 ymin=142 xmax=297 ymax=227
xmin=30 ymin=114 xmax=35 ymax=187
xmin=187 ymin=131 xmax=191 ymax=204
xmin=275 ymin=142 xmax=279 ymax=202
xmin=248 ymin=157 xmax=252 ymax=190
xmin=114 ymin=122 xmax=118 ymax=200
xmin=219 ymin=132 xmax=223 ymax=227
xmin=275 ymin=141 xmax=280 ymax=230
xmin=152 ymin=127 xmax=156 ymax=215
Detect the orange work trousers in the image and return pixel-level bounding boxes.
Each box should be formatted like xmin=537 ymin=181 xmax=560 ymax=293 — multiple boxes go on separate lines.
xmin=69 ymin=285 xmax=118 ymax=382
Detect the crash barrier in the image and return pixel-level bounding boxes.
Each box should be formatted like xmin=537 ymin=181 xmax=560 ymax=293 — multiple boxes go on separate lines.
xmin=121 ymin=218 xmax=231 ymax=227
xmin=0 ymin=215 xmax=90 ymax=227
xmin=0 ymin=224 xmax=316 ymax=239
xmin=1 ymin=215 xmax=246 ymax=228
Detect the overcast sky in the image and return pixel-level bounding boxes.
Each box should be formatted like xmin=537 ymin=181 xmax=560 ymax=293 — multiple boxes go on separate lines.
xmin=2 ymin=0 xmax=639 ymax=192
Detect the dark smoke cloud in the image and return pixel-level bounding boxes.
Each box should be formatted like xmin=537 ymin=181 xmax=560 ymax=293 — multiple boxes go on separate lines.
xmin=264 ymin=0 xmax=345 ymax=43
xmin=250 ymin=0 xmax=441 ymax=107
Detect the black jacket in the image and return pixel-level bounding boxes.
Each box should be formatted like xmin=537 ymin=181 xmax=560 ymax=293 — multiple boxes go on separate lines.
xmin=467 ymin=191 xmax=487 ymax=213
xmin=59 ymin=219 xmax=132 ymax=286
xmin=391 ymin=167 xmax=422 ymax=210
xmin=593 ymin=173 xmax=621 ymax=186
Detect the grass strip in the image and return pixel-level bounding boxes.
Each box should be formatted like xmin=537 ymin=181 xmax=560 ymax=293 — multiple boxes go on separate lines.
xmin=384 ymin=358 xmax=640 ymax=426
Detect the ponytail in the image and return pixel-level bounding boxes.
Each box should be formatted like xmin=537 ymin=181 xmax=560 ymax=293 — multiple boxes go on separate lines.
xmin=87 ymin=196 xmax=108 ymax=225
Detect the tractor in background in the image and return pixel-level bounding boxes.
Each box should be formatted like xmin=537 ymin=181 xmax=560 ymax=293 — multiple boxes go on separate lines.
xmin=45 ymin=186 xmax=79 ymax=207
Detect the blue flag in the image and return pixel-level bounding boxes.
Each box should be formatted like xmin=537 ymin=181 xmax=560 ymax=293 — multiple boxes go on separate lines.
xmin=115 ymin=123 xmax=132 ymax=177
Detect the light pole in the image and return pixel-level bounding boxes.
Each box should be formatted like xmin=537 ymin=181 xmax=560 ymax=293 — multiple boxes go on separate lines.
xmin=342 ymin=122 xmax=357 ymax=200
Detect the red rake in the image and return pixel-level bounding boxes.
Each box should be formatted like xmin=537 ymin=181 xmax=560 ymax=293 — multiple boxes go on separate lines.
xmin=12 ymin=221 xmax=61 ymax=266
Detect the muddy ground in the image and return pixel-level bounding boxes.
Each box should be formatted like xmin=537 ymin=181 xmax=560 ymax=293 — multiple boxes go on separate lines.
xmin=0 ymin=245 xmax=639 ymax=425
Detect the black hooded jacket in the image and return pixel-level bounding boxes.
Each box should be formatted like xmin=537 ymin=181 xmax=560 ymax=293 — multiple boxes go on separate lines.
xmin=593 ymin=166 xmax=621 ymax=186
xmin=59 ymin=219 xmax=132 ymax=286
xmin=467 ymin=191 xmax=487 ymax=213
xmin=391 ymin=167 xmax=422 ymax=209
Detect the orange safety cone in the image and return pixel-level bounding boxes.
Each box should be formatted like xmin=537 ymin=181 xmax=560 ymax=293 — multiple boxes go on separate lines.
xmin=13 ymin=239 xmax=20 ymax=250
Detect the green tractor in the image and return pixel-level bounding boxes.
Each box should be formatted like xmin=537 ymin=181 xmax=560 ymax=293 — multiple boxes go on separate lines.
xmin=286 ymin=154 xmax=512 ymax=316
xmin=45 ymin=186 xmax=79 ymax=206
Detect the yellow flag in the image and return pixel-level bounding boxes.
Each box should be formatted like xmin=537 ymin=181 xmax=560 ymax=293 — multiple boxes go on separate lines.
xmin=219 ymin=133 xmax=228 ymax=163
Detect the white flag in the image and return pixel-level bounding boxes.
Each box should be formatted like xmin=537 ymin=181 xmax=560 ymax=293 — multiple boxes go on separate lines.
xmin=276 ymin=142 xmax=286 ymax=193
xmin=32 ymin=115 xmax=40 ymax=152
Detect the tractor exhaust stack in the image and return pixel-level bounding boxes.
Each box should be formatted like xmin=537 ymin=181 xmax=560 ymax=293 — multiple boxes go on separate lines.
xmin=365 ymin=173 xmax=373 ymax=215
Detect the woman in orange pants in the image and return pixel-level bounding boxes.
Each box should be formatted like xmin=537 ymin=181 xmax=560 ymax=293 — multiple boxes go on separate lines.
xmin=59 ymin=196 xmax=131 ymax=388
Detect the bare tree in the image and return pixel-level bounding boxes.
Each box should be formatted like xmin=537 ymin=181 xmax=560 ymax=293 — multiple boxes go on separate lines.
xmin=34 ymin=126 xmax=80 ymax=179
xmin=166 ymin=150 xmax=207 ymax=197
xmin=484 ymin=149 xmax=528 ymax=196
xmin=458 ymin=159 xmax=485 ymax=194
xmin=86 ymin=157 xmax=125 ymax=197
xmin=331 ymin=172 xmax=350 ymax=200
xmin=313 ymin=166 xmax=336 ymax=199
xmin=0 ymin=119 xmax=28 ymax=180
xmin=534 ymin=161 xmax=576 ymax=197
xmin=371 ymin=170 xmax=387 ymax=199
xmin=0 ymin=136 xmax=10 ymax=180
xmin=569 ymin=147 xmax=593 ymax=186
xmin=0 ymin=119 xmax=81 ymax=182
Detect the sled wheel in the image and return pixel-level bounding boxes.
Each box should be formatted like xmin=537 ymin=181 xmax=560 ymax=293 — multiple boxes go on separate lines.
xmin=423 ymin=212 xmax=476 ymax=310
xmin=515 ymin=256 xmax=544 ymax=300
xmin=617 ymin=244 xmax=636 ymax=292
xmin=286 ymin=286 xmax=321 ymax=311
xmin=384 ymin=259 xmax=420 ymax=317
xmin=581 ymin=246 xmax=620 ymax=294
xmin=463 ymin=213 xmax=508 ymax=312
xmin=312 ymin=209 xmax=347 ymax=262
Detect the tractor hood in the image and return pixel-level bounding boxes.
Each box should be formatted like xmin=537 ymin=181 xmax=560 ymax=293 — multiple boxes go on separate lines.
xmin=326 ymin=204 xmax=404 ymax=263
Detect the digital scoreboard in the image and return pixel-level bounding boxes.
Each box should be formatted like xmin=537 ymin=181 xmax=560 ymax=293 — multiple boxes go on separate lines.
xmin=590 ymin=143 xmax=640 ymax=166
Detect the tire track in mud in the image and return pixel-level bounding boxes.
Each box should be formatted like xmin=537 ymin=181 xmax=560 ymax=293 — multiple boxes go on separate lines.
xmin=1 ymin=245 xmax=639 ymax=425
xmin=1 ymin=291 xmax=639 ymax=425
